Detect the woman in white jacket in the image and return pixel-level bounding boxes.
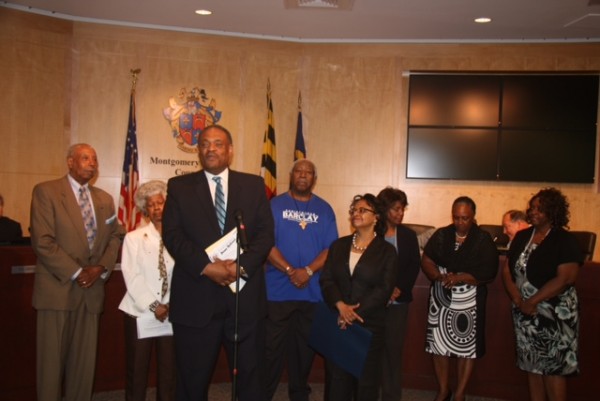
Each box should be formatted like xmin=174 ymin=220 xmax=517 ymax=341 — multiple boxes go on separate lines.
xmin=119 ymin=180 xmax=175 ymax=401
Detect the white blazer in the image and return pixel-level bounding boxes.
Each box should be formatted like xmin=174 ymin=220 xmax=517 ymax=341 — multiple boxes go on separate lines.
xmin=118 ymin=223 xmax=174 ymax=316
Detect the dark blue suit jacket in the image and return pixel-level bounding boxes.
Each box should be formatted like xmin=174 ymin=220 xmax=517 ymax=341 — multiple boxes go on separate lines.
xmin=162 ymin=169 xmax=274 ymax=328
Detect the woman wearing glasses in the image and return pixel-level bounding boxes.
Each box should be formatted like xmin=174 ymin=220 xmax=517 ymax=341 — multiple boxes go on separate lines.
xmin=421 ymin=196 xmax=498 ymax=401
xmin=320 ymin=194 xmax=397 ymax=401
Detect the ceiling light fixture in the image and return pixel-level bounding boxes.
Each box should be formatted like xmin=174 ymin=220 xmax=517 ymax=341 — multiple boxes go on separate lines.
xmin=195 ymin=9 xmax=212 ymax=16
xmin=298 ymin=0 xmax=338 ymax=8
xmin=284 ymin=0 xmax=354 ymax=10
xmin=474 ymin=17 xmax=492 ymax=23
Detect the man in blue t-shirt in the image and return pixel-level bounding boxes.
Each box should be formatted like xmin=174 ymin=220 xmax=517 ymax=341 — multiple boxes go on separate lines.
xmin=265 ymin=159 xmax=338 ymax=401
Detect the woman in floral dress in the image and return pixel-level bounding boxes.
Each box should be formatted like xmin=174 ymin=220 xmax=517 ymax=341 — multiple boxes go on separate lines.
xmin=502 ymin=188 xmax=583 ymax=401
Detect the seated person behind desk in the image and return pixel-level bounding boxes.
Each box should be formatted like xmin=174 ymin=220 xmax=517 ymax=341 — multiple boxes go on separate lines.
xmin=502 ymin=210 xmax=530 ymax=246
xmin=0 ymin=193 xmax=23 ymax=243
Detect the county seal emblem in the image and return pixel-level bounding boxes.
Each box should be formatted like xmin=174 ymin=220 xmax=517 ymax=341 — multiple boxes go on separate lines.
xmin=163 ymin=87 xmax=222 ymax=153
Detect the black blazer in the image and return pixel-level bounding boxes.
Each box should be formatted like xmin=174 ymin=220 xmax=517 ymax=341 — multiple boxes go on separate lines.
xmin=320 ymin=235 xmax=397 ymax=328
xmin=162 ymin=169 xmax=274 ymax=328
xmin=394 ymin=225 xmax=421 ymax=303
xmin=507 ymin=226 xmax=582 ymax=291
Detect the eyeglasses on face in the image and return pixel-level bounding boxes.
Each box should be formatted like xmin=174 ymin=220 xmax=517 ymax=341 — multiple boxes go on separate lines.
xmin=349 ymin=207 xmax=376 ymax=216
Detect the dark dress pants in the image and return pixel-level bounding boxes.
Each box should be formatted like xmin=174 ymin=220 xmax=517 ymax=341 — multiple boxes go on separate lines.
xmin=173 ymin=313 xmax=266 ymax=401
xmin=124 ymin=314 xmax=176 ymax=401
xmin=265 ymin=301 xmax=316 ymax=401
xmin=380 ymin=303 xmax=409 ymax=401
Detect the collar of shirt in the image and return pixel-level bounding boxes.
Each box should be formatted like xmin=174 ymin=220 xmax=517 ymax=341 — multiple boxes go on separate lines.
xmin=67 ymin=174 xmax=94 ymax=207
xmin=204 ymin=168 xmax=229 ymax=204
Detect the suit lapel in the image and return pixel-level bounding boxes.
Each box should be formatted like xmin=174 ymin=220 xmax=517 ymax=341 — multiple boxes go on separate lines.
xmin=60 ymin=176 xmax=89 ymax=250
xmin=89 ymin=186 xmax=106 ymax=253
xmin=225 ymin=171 xmax=242 ymax=233
xmin=195 ymin=171 xmax=222 ymax=235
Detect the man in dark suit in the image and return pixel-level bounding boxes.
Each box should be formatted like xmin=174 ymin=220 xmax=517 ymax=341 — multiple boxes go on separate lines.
xmin=162 ymin=124 xmax=274 ymax=401
xmin=30 ymin=143 xmax=122 ymax=401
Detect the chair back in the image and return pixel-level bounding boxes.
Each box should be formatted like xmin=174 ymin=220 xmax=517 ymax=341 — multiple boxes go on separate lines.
xmin=570 ymin=231 xmax=596 ymax=262
xmin=404 ymin=223 xmax=436 ymax=250
xmin=404 ymin=223 xmax=435 ymax=236
xmin=479 ymin=224 xmax=510 ymax=248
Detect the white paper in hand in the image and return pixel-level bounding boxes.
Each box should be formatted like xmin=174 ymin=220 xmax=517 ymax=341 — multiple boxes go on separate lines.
xmin=136 ymin=312 xmax=173 ymax=339
xmin=204 ymin=227 xmax=246 ymax=293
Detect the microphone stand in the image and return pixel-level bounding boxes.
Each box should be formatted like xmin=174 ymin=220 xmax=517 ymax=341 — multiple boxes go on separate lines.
xmin=231 ymin=233 xmax=242 ymax=401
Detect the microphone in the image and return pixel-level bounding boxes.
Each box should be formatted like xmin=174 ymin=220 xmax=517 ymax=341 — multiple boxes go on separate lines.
xmin=234 ymin=209 xmax=249 ymax=251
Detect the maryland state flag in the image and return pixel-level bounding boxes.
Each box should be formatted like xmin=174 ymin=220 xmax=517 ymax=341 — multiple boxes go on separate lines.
xmin=294 ymin=91 xmax=306 ymax=161
xmin=260 ymin=80 xmax=277 ymax=200
xmin=118 ymin=73 xmax=142 ymax=232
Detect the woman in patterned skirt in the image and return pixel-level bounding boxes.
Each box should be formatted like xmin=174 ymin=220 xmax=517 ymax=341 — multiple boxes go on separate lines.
xmin=421 ymin=196 xmax=498 ymax=401
xmin=502 ymin=188 xmax=582 ymax=401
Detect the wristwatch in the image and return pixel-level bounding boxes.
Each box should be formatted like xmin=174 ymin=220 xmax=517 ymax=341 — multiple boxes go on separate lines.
xmin=305 ymin=266 xmax=314 ymax=278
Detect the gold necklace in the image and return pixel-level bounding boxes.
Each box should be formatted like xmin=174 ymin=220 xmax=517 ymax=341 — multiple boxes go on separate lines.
xmin=291 ymin=192 xmax=312 ymax=230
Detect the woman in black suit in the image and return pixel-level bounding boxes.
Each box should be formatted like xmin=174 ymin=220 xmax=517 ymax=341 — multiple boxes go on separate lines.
xmin=320 ymin=194 xmax=397 ymax=401
xmin=376 ymin=187 xmax=421 ymax=401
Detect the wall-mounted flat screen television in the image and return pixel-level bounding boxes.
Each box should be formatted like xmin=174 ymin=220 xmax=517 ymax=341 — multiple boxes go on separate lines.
xmin=406 ymin=74 xmax=599 ymax=183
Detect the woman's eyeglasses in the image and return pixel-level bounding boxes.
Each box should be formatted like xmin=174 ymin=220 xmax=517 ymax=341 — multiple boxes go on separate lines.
xmin=348 ymin=207 xmax=375 ymax=216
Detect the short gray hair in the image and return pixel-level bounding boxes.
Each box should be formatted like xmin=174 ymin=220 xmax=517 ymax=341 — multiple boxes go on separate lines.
xmin=504 ymin=209 xmax=527 ymax=222
xmin=66 ymin=143 xmax=93 ymax=159
xmin=290 ymin=159 xmax=317 ymax=177
xmin=135 ymin=180 xmax=167 ymax=214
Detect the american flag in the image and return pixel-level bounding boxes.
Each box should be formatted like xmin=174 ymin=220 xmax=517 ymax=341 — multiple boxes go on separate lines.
xmin=260 ymin=80 xmax=277 ymax=200
xmin=118 ymin=91 xmax=142 ymax=232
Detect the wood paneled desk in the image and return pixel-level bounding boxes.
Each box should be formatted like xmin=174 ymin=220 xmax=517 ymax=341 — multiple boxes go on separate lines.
xmin=1 ymin=245 xmax=597 ymax=401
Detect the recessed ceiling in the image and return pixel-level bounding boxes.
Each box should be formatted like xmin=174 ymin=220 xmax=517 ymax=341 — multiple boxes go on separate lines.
xmin=2 ymin=0 xmax=600 ymax=43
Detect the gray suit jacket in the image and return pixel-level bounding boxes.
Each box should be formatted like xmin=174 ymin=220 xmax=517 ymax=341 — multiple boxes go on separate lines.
xmin=30 ymin=175 xmax=122 ymax=313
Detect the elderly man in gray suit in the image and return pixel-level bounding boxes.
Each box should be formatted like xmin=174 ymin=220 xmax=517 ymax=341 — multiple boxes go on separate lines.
xmin=30 ymin=143 xmax=122 ymax=401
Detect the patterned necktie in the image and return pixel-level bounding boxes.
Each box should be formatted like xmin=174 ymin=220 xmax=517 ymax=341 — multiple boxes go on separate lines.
xmin=158 ymin=240 xmax=168 ymax=299
xmin=213 ymin=176 xmax=226 ymax=234
xmin=78 ymin=187 xmax=97 ymax=249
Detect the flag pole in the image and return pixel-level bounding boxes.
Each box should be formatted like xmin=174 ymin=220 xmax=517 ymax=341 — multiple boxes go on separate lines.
xmin=130 ymin=68 xmax=141 ymax=92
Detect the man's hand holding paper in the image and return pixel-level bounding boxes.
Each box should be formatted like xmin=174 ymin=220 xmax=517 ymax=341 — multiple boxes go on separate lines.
xmin=202 ymin=259 xmax=236 ymax=287
xmin=204 ymin=228 xmax=246 ymax=292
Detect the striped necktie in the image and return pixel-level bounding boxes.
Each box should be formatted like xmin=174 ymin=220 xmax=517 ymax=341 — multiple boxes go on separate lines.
xmin=213 ymin=176 xmax=226 ymax=234
xmin=78 ymin=186 xmax=97 ymax=249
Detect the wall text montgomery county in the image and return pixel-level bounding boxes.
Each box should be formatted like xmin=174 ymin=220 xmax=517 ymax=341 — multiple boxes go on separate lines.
xmin=149 ymin=156 xmax=200 ymax=175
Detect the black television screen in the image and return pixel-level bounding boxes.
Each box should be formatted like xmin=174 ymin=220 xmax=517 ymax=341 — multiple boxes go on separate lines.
xmin=406 ymin=74 xmax=599 ymax=183
xmin=407 ymin=127 xmax=498 ymax=180
xmin=502 ymin=75 xmax=598 ymax=131
xmin=499 ymin=129 xmax=596 ymax=183
xmin=408 ymin=75 xmax=501 ymax=127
